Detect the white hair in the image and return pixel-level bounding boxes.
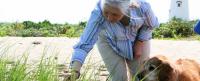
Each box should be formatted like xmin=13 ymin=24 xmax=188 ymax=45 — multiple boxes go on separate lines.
xmin=101 ymin=0 xmax=139 ymax=16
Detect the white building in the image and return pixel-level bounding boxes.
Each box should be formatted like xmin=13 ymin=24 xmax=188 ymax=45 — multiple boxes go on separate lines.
xmin=169 ymin=0 xmax=189 ymax=20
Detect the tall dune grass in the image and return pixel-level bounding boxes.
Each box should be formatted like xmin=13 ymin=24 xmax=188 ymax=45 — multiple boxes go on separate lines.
xmin=0 ymin=46 xmax=106 ymax=81
xmin=0 ymin=42 xmax=148 ymax=81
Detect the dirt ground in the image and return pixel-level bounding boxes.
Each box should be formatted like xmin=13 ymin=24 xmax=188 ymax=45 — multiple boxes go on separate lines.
xmin=0 ymin=37 xmax=200 ymax=80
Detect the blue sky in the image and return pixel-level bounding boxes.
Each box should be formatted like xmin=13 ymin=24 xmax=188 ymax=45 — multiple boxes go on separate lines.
xmin=0 ymin=0 xmax=199 ymax=24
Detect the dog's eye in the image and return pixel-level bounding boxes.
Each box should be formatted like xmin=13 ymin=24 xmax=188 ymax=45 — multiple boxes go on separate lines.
xmin=149 ymin=65 xmax=156 ymax=71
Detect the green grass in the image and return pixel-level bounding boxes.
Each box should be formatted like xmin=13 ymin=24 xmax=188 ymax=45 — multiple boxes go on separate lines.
xmin=0 ymin=48 xmax=58 ymax=81
xmin=0 ymin=48 xmax=102 ymax=81
xmin=0 ymin=54 xmax=148 ymax=81
xmin=0 ymin=43 xmax=151 ymax=81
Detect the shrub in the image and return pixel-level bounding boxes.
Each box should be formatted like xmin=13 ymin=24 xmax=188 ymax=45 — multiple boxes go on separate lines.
xmin=153 ymin=18 xmax=198 ymax=38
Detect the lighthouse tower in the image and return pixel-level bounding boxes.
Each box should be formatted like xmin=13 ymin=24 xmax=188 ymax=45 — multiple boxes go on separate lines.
xmin=169 ymin=0 xmax=189 ymax=20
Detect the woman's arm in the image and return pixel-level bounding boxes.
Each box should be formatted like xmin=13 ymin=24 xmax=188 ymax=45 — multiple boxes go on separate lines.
xmin=133 ymin=40 xmax=144 ymax=59
xmin=134 ymin=26 xmax=151 ymax=59
xmin=70 ymin=2 xmax=104 ymax=71
xmin=134 ymin=1 xmax=159 ymax=59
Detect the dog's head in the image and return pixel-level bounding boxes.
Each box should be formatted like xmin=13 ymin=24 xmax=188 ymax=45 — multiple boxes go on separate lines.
xmin=137 ymin=55 xmax=175 ymax=81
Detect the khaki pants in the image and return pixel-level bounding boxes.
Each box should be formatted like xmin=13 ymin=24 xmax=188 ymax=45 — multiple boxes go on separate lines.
xmin=97 ymin=30 xmax=150 ymax=81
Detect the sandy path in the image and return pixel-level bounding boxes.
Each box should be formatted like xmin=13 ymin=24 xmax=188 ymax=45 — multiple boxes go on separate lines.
xmin=0 ymin=37 xmax=199 ymax=80
xmin=151 ymin=39 xmax=200 ymax=63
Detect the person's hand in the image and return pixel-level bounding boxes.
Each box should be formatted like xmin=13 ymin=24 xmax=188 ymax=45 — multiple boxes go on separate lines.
xmin=63 ymin=69 xmax=80 ymax=81
xmin=60 ymin=61 xmax=82 ymax=81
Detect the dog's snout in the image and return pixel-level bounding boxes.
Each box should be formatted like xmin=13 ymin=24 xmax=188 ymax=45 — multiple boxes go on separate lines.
xmin=137 ymin=72 xmax=145 ymax=80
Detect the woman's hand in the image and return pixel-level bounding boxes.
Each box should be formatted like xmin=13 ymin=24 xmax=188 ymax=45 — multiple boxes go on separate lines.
xmin=62 ymin=61 xmax=82 ymax=81
xmin=133 ymin=40 xmax=144 ymax=59
xmin=63 ymin=69 xmax=80 ymax=81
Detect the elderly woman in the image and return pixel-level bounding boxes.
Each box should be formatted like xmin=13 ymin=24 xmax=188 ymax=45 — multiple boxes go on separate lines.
xmin=194 ymin=20 xmax=200 ymax=35
xmin=68 ymin=0 xmax=159 ymax=81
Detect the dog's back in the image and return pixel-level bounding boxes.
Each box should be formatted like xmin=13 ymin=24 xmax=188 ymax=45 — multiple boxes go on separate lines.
xmin=175 ymin=59 xmax=200 ymax=81
xmin=138 ymin=55 xmax=200 ymax=81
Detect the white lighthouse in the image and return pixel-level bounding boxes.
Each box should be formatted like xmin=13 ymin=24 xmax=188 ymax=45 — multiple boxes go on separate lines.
xmin=169 ymin=0 xmax=189 ymax=20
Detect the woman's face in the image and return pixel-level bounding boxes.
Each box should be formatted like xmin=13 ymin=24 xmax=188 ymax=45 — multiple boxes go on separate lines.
xmin=103 ymin=5 xmax=124 ymax=23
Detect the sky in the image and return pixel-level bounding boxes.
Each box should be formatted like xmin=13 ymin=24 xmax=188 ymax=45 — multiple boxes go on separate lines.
xmin=0 ymin=0 xmax=200 ymax=24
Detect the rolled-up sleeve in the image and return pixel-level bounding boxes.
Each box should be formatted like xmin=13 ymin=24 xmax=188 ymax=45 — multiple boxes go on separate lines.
xmin=137 ymin=1 xmax=159 ymax=41
xmin=71 ymin=3 xmax=104 ymax=64
xmin=141 ymin=1 xmax=159 ymax=29
xmin=137 ymin=25 xmax=152 ymax=41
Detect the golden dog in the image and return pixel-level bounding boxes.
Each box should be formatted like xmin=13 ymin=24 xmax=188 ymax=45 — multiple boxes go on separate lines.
xmin=137 ymin=55 xmax=200 ymax=81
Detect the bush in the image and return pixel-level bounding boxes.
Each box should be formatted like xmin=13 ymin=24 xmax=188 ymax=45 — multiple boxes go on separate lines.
xmin=65 ymin=25 xmax=83 ymax=37
xmin=153 ymin=18 xmax=198 ymax=38
xmin=0 ymin=21 xmax=85 ymax=37
xmin=2 ymin=19 xmax=198 ymax=39
xmin=17 ymin=28 xmax=42 ymax=37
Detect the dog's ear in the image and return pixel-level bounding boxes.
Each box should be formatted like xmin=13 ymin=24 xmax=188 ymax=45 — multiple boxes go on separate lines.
xmin=158 ymin=62 xmax=173 ymax=81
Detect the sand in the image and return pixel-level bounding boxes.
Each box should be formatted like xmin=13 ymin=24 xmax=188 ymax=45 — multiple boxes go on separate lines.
xmin=0 ymin=37 xmax=199 ymax=80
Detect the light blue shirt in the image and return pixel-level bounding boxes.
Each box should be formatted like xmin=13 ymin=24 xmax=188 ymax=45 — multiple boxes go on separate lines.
xmin=71 ymin=0 xmax=159 ymax=64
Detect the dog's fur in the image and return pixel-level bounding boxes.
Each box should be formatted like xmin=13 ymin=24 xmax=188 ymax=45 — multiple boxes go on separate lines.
xmin=138 ymin=55 xmax=200 ymax=81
